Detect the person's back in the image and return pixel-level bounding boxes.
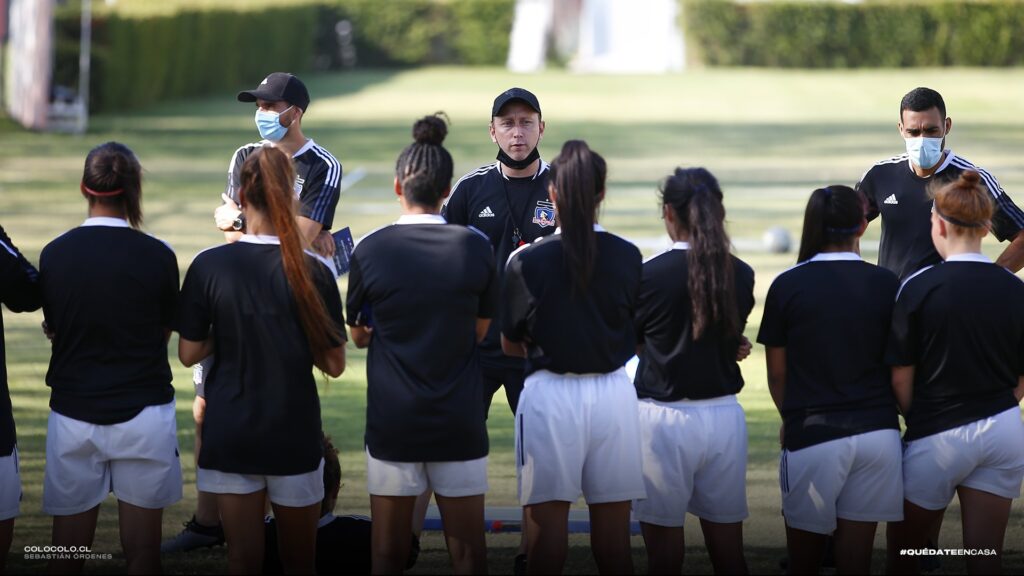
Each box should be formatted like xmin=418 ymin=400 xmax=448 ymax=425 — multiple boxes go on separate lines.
xmin=41 ymin=220 xmax=177 ymax=423
xmin=350 ymin=219 xmax=494 ymax=462
xmin=634 ymin=250 xmax=754 ymax=401
xmin=892 ymin=260 xmax=1024 ymax=441
xmin=505 ymin=230 xmax=641 ymax=376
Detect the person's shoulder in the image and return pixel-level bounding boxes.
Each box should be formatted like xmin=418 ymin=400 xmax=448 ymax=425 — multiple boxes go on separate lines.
xmin=599 ymin=230 xmax=642 ymax=261
xmin=230 ymin=141 xmax=262 ymax=163
xmin=731 ymin=254 xmax=755 ymax=279
xmin=301 ymin=139 xmax=342 ymax=168
xmin=895 ymin=264 xmax=938 ymax=301
xmin=452 ymin=162 xmax=499 ymax=193
xmin=862 ymin=153 xmax=909 ymax=179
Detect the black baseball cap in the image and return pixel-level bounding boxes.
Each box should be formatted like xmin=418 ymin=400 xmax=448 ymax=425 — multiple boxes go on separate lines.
xmin=492 ymin=87 xmax=541 ymax=118
xmin=237 ymin=72 xmax=310 ymax=112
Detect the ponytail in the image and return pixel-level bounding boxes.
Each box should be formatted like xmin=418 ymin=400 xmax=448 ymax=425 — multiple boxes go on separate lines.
xmin=81 ymin=141 xmax=144 ymax=229
xmin=796 ymin=185 xmax=865 ymax=263
xmin=548 ymin=140 xmax=606 ymax=293
xmin=240 ymin=146 xmax=339 ymax=362
xmin=660 ymin=168 xmax=738 ymax=340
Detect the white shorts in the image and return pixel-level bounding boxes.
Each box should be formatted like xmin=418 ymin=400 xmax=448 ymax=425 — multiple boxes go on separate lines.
xmin=197 ymin=459 xmax=325 ymax=508
xmin=903 ymin=406 xmax=1024 ymax=510
xmin=366 ymin=449 xmax=488 ymax=498
xmin=781 ymin=428 xmax=903 ymax=534
xmin=633 ymin=396 xmax=748 ymax=526
xmin=516 ymin=368 xmax=645 ymax=506
xmin=0 ymin=448 xmax=21 ymax=521
xmin=43 ymin=401 xmax=182 ymax=515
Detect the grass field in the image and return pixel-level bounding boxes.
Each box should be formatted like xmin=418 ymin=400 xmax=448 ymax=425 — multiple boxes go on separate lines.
xmin=2 ymin=67 xmax=1024 ymax=574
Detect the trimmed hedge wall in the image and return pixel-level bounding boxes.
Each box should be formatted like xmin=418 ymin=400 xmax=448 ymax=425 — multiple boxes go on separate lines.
xmin=54 ymin=0 xmax=514 ymax=112
xmin=685 ymin=0 xmax=1024 ymax=68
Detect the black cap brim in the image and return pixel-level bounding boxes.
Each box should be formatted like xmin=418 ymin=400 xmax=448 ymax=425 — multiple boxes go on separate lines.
xmin=237 ymin=89 xmax=283 ymax=103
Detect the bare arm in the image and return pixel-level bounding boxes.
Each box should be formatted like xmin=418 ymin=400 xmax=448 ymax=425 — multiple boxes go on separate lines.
xmin=501 ymin=334 xmax=527 ymax=358
xmin=475 ymin=319 xmax=491 ymax=343
xmin=764 ymin=346 xmax=786 ymax=413
xmin=316 ymin=345 xmax=346 ymax=378
xmin=995 ymin=230 xmax=1024 ymax=272
xmin=1014 ymin=375 xmax=1024 ymax=402
xmin=179 ymin=337 xmax=214 ymax=367
xmin=296 ymin=216 xmax=323 ymax=249
xmin=350 ymin=325 xmax=372 ymax=349
xmin=891 ymin=365 xmax=915 ymax=415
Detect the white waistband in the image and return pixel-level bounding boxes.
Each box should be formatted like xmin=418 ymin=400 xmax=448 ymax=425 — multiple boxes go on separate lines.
xmin=640 ymin=394 xmax=740 ymax=409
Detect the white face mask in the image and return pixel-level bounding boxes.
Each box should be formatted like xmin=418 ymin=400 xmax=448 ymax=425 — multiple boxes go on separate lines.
xmin=905 ymin=136 xmax=944 ymax=169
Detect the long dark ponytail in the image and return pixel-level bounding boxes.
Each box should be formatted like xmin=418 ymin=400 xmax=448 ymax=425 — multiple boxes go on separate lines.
xmin=797 ymin=185 xmax=865 ymax=263
xmin=81 ymin=142 xmax=144 ymax=229
xmin=661 ymin=168 xmax=738 ymax=341
xmin=548 ymin=140 xmax=606 ymax=293
xmin=240 ymin=145 xmax=339 ymax=363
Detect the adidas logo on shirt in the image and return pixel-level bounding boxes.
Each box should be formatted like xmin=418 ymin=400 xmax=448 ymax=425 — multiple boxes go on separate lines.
xmin=883 ymin=194 xmax=898 ymax=205
xmin=478 ymin=206 xmax=496 ymax=218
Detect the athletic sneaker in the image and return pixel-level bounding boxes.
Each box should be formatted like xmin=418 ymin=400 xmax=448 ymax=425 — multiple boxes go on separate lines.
xmin=161 ymin=515 xmax=225 ymax=552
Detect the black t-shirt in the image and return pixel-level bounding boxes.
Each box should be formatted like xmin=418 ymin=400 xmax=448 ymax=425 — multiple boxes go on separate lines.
xmin=757 ymin=253 xmax=901 ymax=451
xmin=0 ymin=225 xmax=42 ymax=455
xmin=503 ymin=227 xmax=642 ymax=377
xmin=346 ymin=215 xmax=497 ymax=462
xmin=634 ymin=244 xmax=755 ymax=401
xmin=178 ymin=236 xmax=346 ymax=474
xmin=858 ymin=151 xmax=1024 ymax=281
xmin=885 ymin=254 xmax=1024 ymax=442
xmin=442 ymin=161 xmax=554 ymax=363
xmin=39 ymin=219 xmax=178 ymax=425
xmin=227 ymin=140 xmax=342 ymax=229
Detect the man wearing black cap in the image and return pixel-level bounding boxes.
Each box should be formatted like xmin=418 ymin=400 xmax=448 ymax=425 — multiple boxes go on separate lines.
xmin=440 ymin=87 xmax=551 ymax=575
xmin=214 ymin=72 xmax=342 ymax=257
xmin=163 ymin=72 xmax=343 ymax=554
xmin=444 ymin=87 xmax=551 ymax=417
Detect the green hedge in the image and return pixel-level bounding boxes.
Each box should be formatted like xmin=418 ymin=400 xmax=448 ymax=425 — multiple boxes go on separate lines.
xmin=54 ymin=0 xmax=514 ymax=112
xmin=685 ymin=0 xmax=1024 ymax=67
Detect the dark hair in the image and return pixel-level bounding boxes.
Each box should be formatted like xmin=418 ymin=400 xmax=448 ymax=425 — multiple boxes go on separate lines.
xmin=81 ymin=142 xmax=143 ymax=229
xmin=660 ymin=168 xmax=739 ymax=340
xmin=929 ymin=170 xmax=992 ymax=235
xmin=548 ymin=140 xmax=606 ymax=293
xmin=900 ymin=87 xmax=946 ymax=122
xmin=321 ymin=432 xmax=341 ymax=515
xmin=797 ymin=185 xmax=866 ymax=263
xmin=395 ymin=112 xmax=454 ymax=208
xmin=240 ymin=145 xmax=340 ymax=363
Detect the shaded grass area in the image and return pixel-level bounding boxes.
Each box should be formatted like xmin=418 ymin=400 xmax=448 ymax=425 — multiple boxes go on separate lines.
xmin=2 ymin=67 xmax=1024 ymax=573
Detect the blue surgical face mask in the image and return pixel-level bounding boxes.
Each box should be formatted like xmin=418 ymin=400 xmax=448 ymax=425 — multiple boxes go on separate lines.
xmin=904 ymin=136 xmax=944 ymax=169
xmin=255 ymin=106 xmax=293 ymax=142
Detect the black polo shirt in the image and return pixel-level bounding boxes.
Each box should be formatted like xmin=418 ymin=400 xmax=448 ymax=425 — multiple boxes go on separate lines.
xmin=346 ymin=215 xmax=497 ymax=462
xmin=227 ymin=139 xmax=342 ymax=229
xmin=178 ymin=235 xmax=346 ymax=475
xmin=858 ymin=151 xmax=1024 ymax=281
xmin=886 ymin=253 xmax=1024 ymax=442
xmin=634 ymin=243 xmax=755 ymax=401
xmin=758 ymin=253 xmax=901 ymax=451
xmin=502 ymin=226 xmax=642 ymax=377
xmin=0 ymin=225 xmax=42 ymax=456
xmin=39 ymin=218 xmax=178 ymax=425
xmin=443 ymin=161 xmax=554 ymax=363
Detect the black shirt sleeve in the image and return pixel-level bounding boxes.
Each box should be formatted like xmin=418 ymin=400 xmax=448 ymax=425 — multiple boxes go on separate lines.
xmin=178 ymin=257 xmax=212 ymax=342
xmin=756 ymin=278 xmax=787 ymax=347
xmin=225 ymin=146 xmax=248 ymax=204
xmin=345 ymin=249 xmax=370 ymax=327
xmin=443 ymin=182 xmax=469 ymax=226
xmin=982 ymin=168 xmax=1024 ymax=242
xmin=476 ymin=239 xmax=499 ymax=320
xmin=0 ymin=226 xmax=41 ymax=313
xmin=885 ymin=283 xmax=919 ymax=366
xmin=160 ymin=247 xmax=180 ymax=332
xmin=312 ymin=260 xmax=348 ymax=344
xmin=857 ymin=169 xmax=880 ymax=223
xmin=501 ymin=252 xmax=532 ymax=343
xmin=634 ymin=264 xmax=658 ymax=345
xmin=299 ymin=161 xmax=342 ymax=230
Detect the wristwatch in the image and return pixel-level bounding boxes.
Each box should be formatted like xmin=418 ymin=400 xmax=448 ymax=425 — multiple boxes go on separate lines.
xmin=231 ymin=215 xmax=245 ymax=231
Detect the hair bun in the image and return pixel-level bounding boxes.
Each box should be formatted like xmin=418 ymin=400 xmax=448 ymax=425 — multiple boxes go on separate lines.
xmin=412 ymin=112 xmax=448 ymax=146
xmin=958 ymin=169 xmax=981 ymax=188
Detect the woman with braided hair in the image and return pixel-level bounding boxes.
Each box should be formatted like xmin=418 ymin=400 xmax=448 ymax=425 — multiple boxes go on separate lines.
xmin=886 ymin=170 xmax=1024 ymax=574
xmin=347 ymin=113 xmax=495 ymax=574
xmin=178 ymin=144 xmax=346 ymax=574
xmin=758 ymin=184 xmax=902 ymax=574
